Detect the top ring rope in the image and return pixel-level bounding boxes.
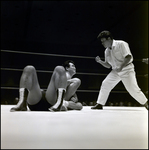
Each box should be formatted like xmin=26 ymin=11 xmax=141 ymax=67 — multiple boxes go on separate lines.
xmin=1 ymin=49 xmax=97 ymax=59
xmin=1 ymin=49 xmax=143 ymax=61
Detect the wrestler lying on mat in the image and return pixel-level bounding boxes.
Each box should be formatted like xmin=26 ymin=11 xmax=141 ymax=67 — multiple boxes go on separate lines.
xmin=10 ymin=60 xmax=83 ymax=112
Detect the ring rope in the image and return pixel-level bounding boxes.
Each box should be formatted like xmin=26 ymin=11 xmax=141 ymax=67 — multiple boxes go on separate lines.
xmin=0 ymin=68 xmax=145 ymax=77
xmin=0 ymin=68 xmax=107 ymax=76
xmin=1 ymin=49 xmax=96 ymax=59
xmin=1 ymin=50 xmax=146 ymax=94
xmin=0 ymin=86 xmax=128 ymax=93
xmin=1 ymin=49 xmax=143 ymax=61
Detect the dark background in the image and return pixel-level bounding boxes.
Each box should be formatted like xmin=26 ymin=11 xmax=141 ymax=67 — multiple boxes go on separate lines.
xmin=1 ymin=1 xmax=148 ymax=106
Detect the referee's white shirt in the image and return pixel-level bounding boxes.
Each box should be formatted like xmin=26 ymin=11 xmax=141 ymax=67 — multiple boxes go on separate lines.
xmin=105 ymin=39 xmax=134 ymax=70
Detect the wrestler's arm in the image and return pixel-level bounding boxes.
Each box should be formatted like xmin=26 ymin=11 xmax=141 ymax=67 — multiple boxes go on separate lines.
xmin=67 ymin=101 xmax=83 ymax=110
xmin=63 ymin=79 xmax=83 ymax=110
xmin=67 ymin=78 xmax=80 ymax=85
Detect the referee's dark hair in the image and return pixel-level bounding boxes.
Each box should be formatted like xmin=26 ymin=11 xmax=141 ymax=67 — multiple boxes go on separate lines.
xmin=97 ymin=30 xmax=113 ymax=40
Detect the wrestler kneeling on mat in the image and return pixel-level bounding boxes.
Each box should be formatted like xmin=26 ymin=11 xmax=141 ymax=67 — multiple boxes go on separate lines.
xmin=10 ymin=60 xmax=83 ymax=112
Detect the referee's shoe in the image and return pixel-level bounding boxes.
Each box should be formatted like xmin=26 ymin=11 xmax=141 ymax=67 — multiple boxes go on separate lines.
xmin=91 ymin=103 xmax=103 ymax=109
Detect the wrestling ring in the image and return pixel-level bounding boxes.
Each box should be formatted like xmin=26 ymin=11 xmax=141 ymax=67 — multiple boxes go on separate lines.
xmin=1 ymin=49 xmax=148 ymax=149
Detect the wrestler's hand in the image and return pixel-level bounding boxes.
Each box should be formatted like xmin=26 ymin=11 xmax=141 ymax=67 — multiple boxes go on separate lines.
xmin=70 ymin=96 xmax=78 ymax=103
xmin=69 ymin=93 xmax=78 ymax=103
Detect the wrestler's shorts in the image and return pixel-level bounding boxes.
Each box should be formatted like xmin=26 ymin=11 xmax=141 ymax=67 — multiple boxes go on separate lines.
xmin=27 ymin=90 xmax=52 ymax=111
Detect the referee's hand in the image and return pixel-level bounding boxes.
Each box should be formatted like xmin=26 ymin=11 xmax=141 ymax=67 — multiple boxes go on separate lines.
xmin=95 ymin=56 xmax=101 ymax=63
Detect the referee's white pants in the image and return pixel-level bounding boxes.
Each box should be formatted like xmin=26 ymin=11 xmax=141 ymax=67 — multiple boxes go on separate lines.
xmin=97 ymin=68 xmax=148 ymax=105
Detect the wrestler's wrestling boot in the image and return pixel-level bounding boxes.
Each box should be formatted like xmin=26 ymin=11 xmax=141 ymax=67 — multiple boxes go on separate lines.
xmin=49 ymin=88 xmax=66 ymax=112
xmin=10 ymin=88 xmax=28 ymax=112
xmin=91 ymin=103 xmax=103 ymax=109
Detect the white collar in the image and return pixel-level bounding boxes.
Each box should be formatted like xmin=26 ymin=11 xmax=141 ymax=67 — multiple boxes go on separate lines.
xmin=111 ymin=39 xmax=116 ymax=49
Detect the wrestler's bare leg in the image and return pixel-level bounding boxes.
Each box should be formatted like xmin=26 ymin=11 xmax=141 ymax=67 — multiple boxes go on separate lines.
xmin=10 ymin=65 xmax=42 ymax=111
xmin=46 ymin=66 xmax=67 ymax=110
